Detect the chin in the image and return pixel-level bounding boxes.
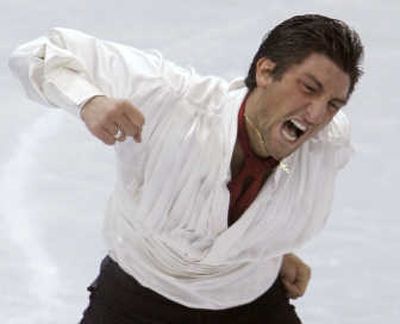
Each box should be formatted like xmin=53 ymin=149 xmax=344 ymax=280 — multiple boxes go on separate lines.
xmin=268 ymin=141 xmax=292 ymax=161
xmin=268 ymin=149 xmax=284 ymax=161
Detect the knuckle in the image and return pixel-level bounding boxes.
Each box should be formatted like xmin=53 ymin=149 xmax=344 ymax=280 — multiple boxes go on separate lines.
xmin=108 ymin=140 xmax=116 ymax=146
xmin=107 ymin=102 xmax=123 ymax=117
xmin=119 ymin=99 xmax=133 ymax=110
xmin=137 ymin=109 xmax=145 ymax=120
xmin=120 ymin=99 xmax=131 ymax=106
xmin=103 ymin=136 xmax=115 ymax=145
xmin=138 ymin=116 xmax=145 ymax=126
xmin=92 ymin=125 xmax=103 ymax=134
xmin=104 ymin=109 xmax=117 ymax=120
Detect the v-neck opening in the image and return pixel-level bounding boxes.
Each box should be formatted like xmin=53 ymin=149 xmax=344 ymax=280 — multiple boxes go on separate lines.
xmin=223 ymin=86 xmax=279 ymax=228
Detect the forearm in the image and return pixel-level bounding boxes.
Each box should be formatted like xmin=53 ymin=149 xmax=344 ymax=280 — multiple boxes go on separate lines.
xmin=8 ymin=28 xmax=165 ymax=117
xmin=8 ymin=29 xmax=105 ymax=115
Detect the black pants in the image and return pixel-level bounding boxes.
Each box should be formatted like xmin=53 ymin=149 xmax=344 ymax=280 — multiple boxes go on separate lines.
xmin=79 ymin=256 xmax=301 ymax=324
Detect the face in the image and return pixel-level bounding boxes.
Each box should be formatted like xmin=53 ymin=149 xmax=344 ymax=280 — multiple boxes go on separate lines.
xmin=246 ymin=53 xmax=351 ymax=160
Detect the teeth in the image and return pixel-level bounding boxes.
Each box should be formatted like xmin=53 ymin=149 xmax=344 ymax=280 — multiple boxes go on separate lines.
xmin=282 ymin=128 xmax=297 ymax=142
xmin=290 ymin=119 xmax=307 ymax=132
xmin=281 ymin=119 xmax=308 ymax=143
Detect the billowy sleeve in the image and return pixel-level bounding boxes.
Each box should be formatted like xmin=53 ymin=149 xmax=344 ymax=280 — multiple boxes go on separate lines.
xmin=8 ymin=27 xmax=189 ymax=116
xmin=310 ymin=110 xmax=354 ymax=170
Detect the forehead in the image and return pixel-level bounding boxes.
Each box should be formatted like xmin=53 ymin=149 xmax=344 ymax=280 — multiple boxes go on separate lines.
xmin=287 ymin=53 xmax=351 ymax=98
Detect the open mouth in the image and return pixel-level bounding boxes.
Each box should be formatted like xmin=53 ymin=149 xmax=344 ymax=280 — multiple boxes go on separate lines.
xmin=282 ymin=119 xmax=308 ymax=142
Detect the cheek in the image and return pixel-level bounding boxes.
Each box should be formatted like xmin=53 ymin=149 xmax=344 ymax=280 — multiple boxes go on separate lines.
xmin=322 ymin=112 xmax=337 ymax=127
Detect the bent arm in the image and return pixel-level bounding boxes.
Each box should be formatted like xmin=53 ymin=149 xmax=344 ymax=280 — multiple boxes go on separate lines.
xmin=8 ymin=27 xmax=168 ymax=116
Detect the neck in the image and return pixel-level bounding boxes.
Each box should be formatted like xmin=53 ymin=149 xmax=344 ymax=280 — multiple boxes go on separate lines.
xmin=244 ymin=91 xmax=270 ymax=158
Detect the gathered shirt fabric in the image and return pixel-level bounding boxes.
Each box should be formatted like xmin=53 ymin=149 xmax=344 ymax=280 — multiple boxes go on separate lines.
xmin=9 ymin=27 xmax=354 ymax=310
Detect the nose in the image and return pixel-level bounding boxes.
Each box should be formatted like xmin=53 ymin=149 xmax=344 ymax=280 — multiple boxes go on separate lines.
xmin=304 ymin=100 xmax=327 ymax=125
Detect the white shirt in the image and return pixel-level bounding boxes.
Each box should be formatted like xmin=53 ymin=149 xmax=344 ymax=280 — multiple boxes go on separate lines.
xmin=9 ymin=27 xmax=353 ymax=309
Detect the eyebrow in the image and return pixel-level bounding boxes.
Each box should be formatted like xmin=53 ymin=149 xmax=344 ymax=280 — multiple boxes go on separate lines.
xmin=304 ymin=73 xmax=348 ymax=105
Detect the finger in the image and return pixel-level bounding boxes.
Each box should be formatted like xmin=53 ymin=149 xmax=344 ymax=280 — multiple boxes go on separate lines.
xmin=282 ymin=279 xmax=301 ymax=298
xmin=100 ymin=121 xmax=127 ymax=142
xmin=133 ymin=126 xmax=142 ymax=143
xmin=102 ymin=122 xmax=120 ymax=137
xmin=295 ymin=266 xmax=311 ymax=295
xmin=97 ymin=128 xmax=117 ymax=146
xmin=280 ymin=271 xmax=296 ymax=284
xmin=121 ymin=101 xmax=145 ymax=143
xmin=123 ymin=101 xmax=145 ymax=129
xmin=102 ymin=118 xmax=138 ymax=143
xmin=295 ymin=279 xmax=307 ymax=296
xmin=117 ymin=115 xmax=141 ymax=141
xmin=115 ymin=130 xmax=126 ymax=142
xmin=102 ymin=123 xmax=126 ymax=142
xmin=111 ymin=124 xmax=127 ymax=142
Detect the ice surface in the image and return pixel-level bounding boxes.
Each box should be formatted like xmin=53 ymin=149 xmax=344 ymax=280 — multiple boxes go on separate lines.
xmin=1 ymin=0 xmax=399 ymax=323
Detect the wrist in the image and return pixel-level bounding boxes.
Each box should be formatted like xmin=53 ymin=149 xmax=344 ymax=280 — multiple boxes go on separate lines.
xmin=79 ymin=95 xmax=107 ymax=120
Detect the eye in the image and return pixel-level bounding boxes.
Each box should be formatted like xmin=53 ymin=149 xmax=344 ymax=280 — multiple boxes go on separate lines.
xmin=302 ymin=82 xmax=316 ymax=94
xmin=328 ymin=102 xmax=341 ymax=112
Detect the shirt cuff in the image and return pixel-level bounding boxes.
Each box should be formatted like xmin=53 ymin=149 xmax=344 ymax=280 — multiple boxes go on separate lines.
xmin=44 ymin=68 xmax=106 ymax=118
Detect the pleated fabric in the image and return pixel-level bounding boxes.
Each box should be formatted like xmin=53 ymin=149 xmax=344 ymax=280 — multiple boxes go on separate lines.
xmin=9 ymin=27 xmax=354 ymax=309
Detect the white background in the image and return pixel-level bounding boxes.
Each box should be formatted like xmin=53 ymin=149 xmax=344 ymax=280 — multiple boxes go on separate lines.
xmin=0 ymin=0 xmax=399 ymax=323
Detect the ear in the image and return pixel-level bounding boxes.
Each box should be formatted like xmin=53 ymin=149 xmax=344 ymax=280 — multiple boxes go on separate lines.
xmin=255 ymin=57 xmax=276 ymax=88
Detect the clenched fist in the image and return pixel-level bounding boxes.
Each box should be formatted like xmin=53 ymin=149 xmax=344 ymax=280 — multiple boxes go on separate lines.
xmin=280 ymin=253 xmax=312 ymax=299
xmin=80 ymin=96 xmax=145 ymax=145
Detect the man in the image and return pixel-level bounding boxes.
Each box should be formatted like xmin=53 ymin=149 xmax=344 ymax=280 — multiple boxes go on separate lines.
xmin=9 ymin=14 xmax=363 ymax=323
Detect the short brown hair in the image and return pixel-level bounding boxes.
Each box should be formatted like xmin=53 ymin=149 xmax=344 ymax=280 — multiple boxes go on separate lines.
xmin=244 ymin=14 xmax=364 ymax=96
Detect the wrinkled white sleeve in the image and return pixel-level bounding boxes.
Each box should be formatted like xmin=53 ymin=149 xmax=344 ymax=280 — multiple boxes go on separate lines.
xmin=8 ymin=27 xmax=190 ymax=117
xmin=310 ymin=110 xmax=354 ymax=170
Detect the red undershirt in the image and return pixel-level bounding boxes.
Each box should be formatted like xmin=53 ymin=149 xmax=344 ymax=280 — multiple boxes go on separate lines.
xmin=227 ymin=95 xmax=279 ymax=227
